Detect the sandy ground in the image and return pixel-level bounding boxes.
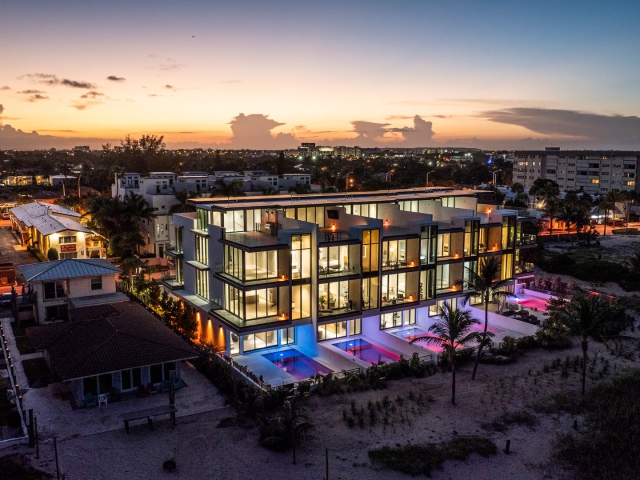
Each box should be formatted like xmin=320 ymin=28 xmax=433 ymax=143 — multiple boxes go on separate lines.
xmin=4 ymin=337 xmax=635 ymax=480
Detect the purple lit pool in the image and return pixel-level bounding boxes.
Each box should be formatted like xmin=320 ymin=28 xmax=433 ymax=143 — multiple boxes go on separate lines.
xmin=333 ymin=338 xmax=400 ymax=365
xmin=263 ymin=349 xmax=333 ymax=380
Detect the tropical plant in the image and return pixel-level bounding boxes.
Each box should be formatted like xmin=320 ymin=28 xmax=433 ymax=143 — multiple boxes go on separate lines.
xmin=169 ymin=187 xmax=198 ymax=214
xmin=46 ymin=247 xmax=59 ymax=261
xmin=261 ymin=186 xmax=280 ymax=196
xmin=456 ymin=255 xmax=514 ymax=380
xmin=214 ymin=179 xmax=245 ymax=198
xmin=410 ymin=304 xmax=486 ymax=405
xmin=541 ymin=199 xmax=560 ymax=235
xmin=543 ymin=293 xmax=629 ymax=395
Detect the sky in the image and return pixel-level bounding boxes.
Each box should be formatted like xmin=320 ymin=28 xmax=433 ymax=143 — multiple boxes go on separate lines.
xmin=1 ymin=0 xmax=639 ymax=150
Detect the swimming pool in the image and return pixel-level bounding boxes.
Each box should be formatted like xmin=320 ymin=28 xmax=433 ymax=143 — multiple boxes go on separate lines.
xmin=333 ymin=338 xmax=400 ymax=365
xmin=390 ymin=327 xmax=462 ymax=352
xmin=263 ymin=349 xmax=333 ymax=380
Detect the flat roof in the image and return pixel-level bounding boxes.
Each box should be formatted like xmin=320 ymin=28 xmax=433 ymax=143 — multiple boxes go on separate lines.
xmin=224 ymin=231 xmax=287 ymax=248
xmin=190 ymin=188 xmax=483 ymax=211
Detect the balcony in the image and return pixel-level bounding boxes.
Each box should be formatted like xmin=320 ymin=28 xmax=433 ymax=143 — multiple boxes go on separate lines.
xmin=517 ymin=234 xmax=537 ymax=246
xmin=318 ymin=265 xmax=361 ymax=278
xmin=211 ymin=308 xmax=291 ymax=331
xmin=165 ymin=243 xmax=184 ymax=256
xmin=380 ymin=293 xmax=419 ymax=308
xmin=515 ymin=262 xmax=535 ymax=275
xmin=160 ymin=275 xmax=184 ymax=290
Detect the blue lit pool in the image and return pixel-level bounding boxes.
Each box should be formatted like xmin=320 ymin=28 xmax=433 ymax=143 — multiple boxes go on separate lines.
xmin=333 ymin=338 xmax=400 ymax=365
xmin=263 ymin=349 xmax=333 ymax=380
xmin=391 ymin=327 xmax=426 ymax=341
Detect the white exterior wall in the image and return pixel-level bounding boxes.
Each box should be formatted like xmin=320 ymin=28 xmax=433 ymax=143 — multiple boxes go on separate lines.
xmin=68 ymin=274 xmax=116 ymax=298
xmin=49 ymin=230 xmax=88 ymax=259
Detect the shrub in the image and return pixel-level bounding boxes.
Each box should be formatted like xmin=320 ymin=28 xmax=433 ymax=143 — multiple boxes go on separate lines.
xmin=47 ymin=247 xmax=59 ymax=261
xmin=569 ymin=260 xmax=629 ymax=283
xmin=368 ymin=436 xmax=497 ymax=476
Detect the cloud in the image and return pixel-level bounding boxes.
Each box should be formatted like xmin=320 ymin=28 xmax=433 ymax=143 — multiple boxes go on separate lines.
xmin=385 ymin=115 xmax=414 ymax=120
xmin=18 ymin=73 xmax=59 ymax=85
xmin=27 ymin=94 xmax=49 ymax=102
xmin=481 ymin=108 xmax=640 ymax=148
xmin=389 ymin=100 xmax=431 ymax=106
xmin=0 ymin=124 xmax=118 ymax=149
xmin=72 ymin=101 xmax=103 ymax=110
xmin=158 ymin=64 xmax=183 ymax=71
xmin=220 ymin=79 xmax=242 ymax=84
xmin=0 ymin=86 xmax=10 ymax=90
xmin=18 ymin=89 xmax=46 ymax=94
xmin=227 ymin=113 xmax=298 ymax=149
xmin=0 ymin=104 xmax=4 ymax=115
xmin=165 ymin=84 xmax=176 ymax=90
xmin=61 ymin=79 xmax=96 ymax=89
xmin=18 ymin=73 xmax=96 ymax=89
xmin=148 ymin=94 xmax=159 ymax=97
xmin=79 ymin=91 xmax=104 ymax=99
xmin=388 ymin=115 xmax=435 ymax=145
xmin=107 ymin=75 xmax=126 ymax=82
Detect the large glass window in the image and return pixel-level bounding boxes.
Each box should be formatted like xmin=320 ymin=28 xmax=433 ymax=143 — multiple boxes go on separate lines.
xmin=464 ymin=220 xmax=480 ymax=256
xmin=243 ymin=331 xmax=277 ymax=351
xmin=362 ymin=229 xmax=379 ymax=272
xmin=437 ymin=233 xmax=451 ymax=258
xmin=319 ymin=245 xmax=356 ymax=276
xmin=318 ymin=281 xmax=355 ymax=313
xmin=224 ymin=245 xmax=243 ymax=280
xmin=291 ymin=234 xmax=311 ymax=279
xmin=362 ymin=276 xmax=379 ymax=310
xmin=244 ymin=288 xmax=278 ymax=320
xmin=380 ymin=312 xmax=402 ymax=329
xmin=175 ymin=227 xmax=183 ymax=252
xmin=244 ymin=250 xmax=278 ymax=281
xmin=420 ymin=269 xmax=435 ymax=300
xmin=318 ymin=319 xmax=362 ymax=341
xmin=436 ymin=264 xmax=450 ymax=290
xmin=225 ymin=284 xmax=243 ymax=317
xmin=291 ymin=283 xmax=311 ymax=319
xmin=195 ymin=234 xmax=208 ymax=264
xmin=223 ymin=210 xmax=246 ymax=233
xmin=382 ymin=240 xmax=406 ymax=268
xmin=281 ymin=327 xmax=295 ymax=345
xmin=381 ymin=273 xmax=406 ymax=303
xmin=502 ymin=216 xmax=516 ymax=250
xmin=420 ymin=226 xmax=437 ymax=265
xmin=196 ymin=269 xmax=209 ymax=299
xmin=197 ymin=208 xmax=209 ymax=230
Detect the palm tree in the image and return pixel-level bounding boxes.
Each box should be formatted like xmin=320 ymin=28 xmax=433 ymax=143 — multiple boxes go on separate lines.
xmin=456 ymin=255 xmax=514 ymax=380
xmin=410 ymin=304 xmax=485 ymax=405
xmin=123 ymin=192 xmax=155 ymax=226
xmin=169 ymin=187 xmax=197 ymax=214
xmin=541 ymin=199 xmax=560 ymax=235
xmin=557 ymin=201 xmax=577 ymax=236
xmin=261 ymin=186 xmax=280 ymax=196
xmin=544 ymin=294 xmax=618 ymax=395
xmin=214 ymin=179 xmax=245 ymax=198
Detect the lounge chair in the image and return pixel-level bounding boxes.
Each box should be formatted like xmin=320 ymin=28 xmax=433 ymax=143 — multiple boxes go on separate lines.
xmin=159 ymin=379 xmax=170 ymax=393
xmin=85 ymin=392 xmax=97 ymax=407
xmin=147 ymin=383 xmax=158 ymax=395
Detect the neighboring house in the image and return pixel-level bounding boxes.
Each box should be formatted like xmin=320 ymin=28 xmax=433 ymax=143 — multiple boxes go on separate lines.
xmin=26 ymin=301 xmax=198 ymax=406
xmin=17 ymin=258 xmax=127 ymax=323
xmin=9 ymin=201 xmax=105 ymax=259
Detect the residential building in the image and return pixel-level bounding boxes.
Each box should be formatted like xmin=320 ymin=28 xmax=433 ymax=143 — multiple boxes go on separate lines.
xmin=16 ymin=258 xmax=127 ymax=322
xmin=9 ymin=202 xmax=106 ymax=259
xmin=163 ymin=188 xmax=536 ymax=385
xmin=514 ymin=150 xmax=640 ymax=194
xmin=26 ymin=300 xmax=197 ymax=406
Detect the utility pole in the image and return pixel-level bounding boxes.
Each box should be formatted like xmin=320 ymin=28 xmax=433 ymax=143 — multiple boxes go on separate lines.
xmin=425 ymin=170 xmax=434 ymax=187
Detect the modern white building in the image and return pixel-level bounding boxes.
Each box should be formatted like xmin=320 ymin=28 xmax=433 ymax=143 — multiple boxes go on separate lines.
xmin=163 ymin=188 xmax=536 ymax=386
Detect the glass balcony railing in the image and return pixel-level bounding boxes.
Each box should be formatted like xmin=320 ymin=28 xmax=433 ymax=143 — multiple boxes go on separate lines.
xmin=515 ymin=262 xmax=535 ymax=275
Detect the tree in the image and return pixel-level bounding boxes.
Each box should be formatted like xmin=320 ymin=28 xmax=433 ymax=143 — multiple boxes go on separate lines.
xmin=543 ymin=294 xmax=629 ymax=395
xmin=169 ymin=187 xmax=198 ymax=214
xmin=542 ymin=199 xmax=560 ymax=235
xmin=510 ymin=182 xmax=525 ymax=194
xmin=628 ymin=251 xmax=640 ymax=280
xmin=288 ymin=183 xmax=311 ymax=194
xmin=261 ymin=186 xmax=280 ymax=196
xmin=456 ymin=255 xmax=514 ymax=380
xmin=214 ymin=179 xmax=244 ymax=198
xmin=529 ymin=179 xmax=560 ymax=202
xmin=557 ymin=201 xmax=577 ymax=236
xmin=409 ymin=304 xmax=485 ymax=405
xmin=47 ymin=247 xmax=59 ymax=261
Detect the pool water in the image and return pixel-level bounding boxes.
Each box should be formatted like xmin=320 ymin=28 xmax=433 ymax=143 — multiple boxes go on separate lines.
xmin=333 ymin=338 xmax=400 ymax=365
xmin=263 ymin=349 xmax=333 ymax=380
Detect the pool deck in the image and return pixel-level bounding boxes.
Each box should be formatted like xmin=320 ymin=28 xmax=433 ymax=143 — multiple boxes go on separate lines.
xmin=233 ymin=345 xmax=355 ymax=387
xmin=319 ymin=335 xmax=431 ymax=370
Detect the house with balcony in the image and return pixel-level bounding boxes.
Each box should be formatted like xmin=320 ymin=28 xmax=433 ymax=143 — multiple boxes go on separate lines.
xmin=16 ymin=258 xmax=127 ymax=323
xmin=164 ymin=188 xmax=537 ymax=386
xmin=9 ymin=201 xmax=106 ymax=260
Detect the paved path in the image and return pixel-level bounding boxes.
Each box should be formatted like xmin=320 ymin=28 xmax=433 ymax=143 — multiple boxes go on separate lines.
xmin=0 ymin=226 xmax=39 ymax=267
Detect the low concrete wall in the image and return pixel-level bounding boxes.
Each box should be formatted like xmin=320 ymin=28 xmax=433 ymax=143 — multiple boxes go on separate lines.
xmin=521 ymin=288 xmax=557 ymax=301
xmin=469 ymin=306 xmax=539 ymax=336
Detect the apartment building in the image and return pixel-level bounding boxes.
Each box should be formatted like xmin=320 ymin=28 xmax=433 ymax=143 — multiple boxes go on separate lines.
xmin=163 ymin=188 xmax=536 ymax=385
xmin=514 ymin=150 xmax=640 ymax=194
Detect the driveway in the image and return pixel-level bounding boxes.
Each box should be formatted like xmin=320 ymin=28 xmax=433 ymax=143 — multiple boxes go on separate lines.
xmin=0 ymin=226 xmax=39 ymax=267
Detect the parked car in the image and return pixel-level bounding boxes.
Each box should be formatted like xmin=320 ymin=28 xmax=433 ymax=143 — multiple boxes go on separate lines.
xmin=0 ymin=293 xmax=11 ymax=308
